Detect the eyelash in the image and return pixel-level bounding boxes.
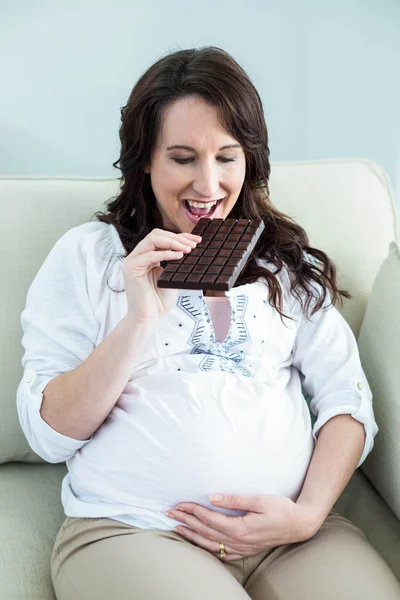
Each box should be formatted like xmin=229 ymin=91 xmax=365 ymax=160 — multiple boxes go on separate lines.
xmin=173 ymin=157 xmax=236 ymax=165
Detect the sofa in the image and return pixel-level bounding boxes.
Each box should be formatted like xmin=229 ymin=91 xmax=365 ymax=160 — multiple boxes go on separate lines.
xmin=1 ymin=158 xmax=399 ymax=599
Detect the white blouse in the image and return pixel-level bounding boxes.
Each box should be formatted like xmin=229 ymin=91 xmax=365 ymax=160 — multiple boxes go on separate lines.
xmin=16 ymin=222 xmax=378 ymax=530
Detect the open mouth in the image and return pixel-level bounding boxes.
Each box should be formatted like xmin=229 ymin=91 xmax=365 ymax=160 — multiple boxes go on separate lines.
xmin=182 ymin=198 xmax=223 ymax=223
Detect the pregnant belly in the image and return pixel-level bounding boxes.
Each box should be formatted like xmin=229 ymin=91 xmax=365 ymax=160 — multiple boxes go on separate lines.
xmin=70 ymin=371 xmax=314 ymax=515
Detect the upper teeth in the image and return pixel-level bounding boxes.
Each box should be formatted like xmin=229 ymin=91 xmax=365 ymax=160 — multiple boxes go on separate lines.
xmin=186 ymin=200 xmax=218 ymax=208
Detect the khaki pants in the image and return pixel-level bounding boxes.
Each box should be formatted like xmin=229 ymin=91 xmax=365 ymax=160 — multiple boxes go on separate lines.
xmin=51 ymin=510 xmax=400 ymax=600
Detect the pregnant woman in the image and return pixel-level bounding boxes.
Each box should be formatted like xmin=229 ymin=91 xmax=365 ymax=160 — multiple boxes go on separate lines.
xmin=17 ymin=46 xmax=400 ymax=599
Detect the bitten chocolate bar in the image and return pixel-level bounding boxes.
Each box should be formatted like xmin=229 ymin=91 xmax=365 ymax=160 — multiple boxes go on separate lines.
xmin=157 ymin=217 xmax=265 ymax=291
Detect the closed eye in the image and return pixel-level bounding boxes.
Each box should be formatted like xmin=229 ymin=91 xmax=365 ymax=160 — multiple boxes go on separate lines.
xmin=173 ymin=157 xmax=236 ymax=165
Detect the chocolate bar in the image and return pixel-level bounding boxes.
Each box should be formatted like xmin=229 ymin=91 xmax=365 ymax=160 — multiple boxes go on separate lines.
xmin=157 ymin=217 xmax=265 ymax=291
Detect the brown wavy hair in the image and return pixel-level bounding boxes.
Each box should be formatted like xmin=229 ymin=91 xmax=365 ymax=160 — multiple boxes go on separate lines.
xmin=94 ymin=46 xmax=350 ymax=323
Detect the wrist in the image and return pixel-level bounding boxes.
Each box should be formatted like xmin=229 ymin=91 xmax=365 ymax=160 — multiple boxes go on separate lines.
xmin=295 ymin=499 xmax=326 ymax=540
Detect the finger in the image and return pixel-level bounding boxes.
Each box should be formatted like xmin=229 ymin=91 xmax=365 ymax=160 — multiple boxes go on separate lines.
xmin=133 ymin=250 xmax=184 ymax=271
xmin=180 ymin=232 xmax=202 ymax=241
xmin=152 ymin=229 xmax=202 ymax=242
xmin=167 ymin=510 xmax=223 ymax=542
xmin=148 ymin=235 xmax=197 ymax=253
xmin=209 ymin=493 xmax=264 ymax=513
xmin=131 ymin=237 xmax=195 ymax=261
xmin=174 ymin=526 xmax=237 ymax=558
xmin=172 ymin=504 xmax=243 ymax=539
xmin=221 ymin=554 xmax=244 ymax=562
xmin=127 ymin=231 xmax=201 ymax=261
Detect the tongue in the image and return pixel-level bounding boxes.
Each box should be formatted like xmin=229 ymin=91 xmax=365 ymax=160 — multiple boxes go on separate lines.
xmin=186 ymin=201 xmax=213 ymax=217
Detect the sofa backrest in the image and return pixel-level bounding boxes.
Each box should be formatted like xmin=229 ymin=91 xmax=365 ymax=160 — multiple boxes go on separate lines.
xmin=358 ymin=240 xmax=400 ymax=520
xmin=0 ymin=158 xmax=397 ymax=464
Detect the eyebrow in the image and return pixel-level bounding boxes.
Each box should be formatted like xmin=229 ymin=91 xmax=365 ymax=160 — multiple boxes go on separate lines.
xmin=166 ymin=144 xmax=241 ymax=151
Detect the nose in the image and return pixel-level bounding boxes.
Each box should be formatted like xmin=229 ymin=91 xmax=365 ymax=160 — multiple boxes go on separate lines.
xmin=192 ymin=161 xmax=221 ymax=199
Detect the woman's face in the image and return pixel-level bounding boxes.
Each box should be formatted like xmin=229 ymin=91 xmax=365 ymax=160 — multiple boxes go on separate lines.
xmin=145 ymin=96 xmax=246 ymax=233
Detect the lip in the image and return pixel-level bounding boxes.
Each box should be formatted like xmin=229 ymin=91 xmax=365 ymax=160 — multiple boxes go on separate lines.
xmin=182 ymin=198 xmax=224 ymax=224
xmin=182 ymin=198 xmax=223 ymax=203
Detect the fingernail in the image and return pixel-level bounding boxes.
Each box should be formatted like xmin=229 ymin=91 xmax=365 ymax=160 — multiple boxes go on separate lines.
xmin=210 ymin=494 xmax=223 ymax=502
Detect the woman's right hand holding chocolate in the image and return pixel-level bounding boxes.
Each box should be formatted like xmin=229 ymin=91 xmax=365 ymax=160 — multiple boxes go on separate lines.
xmin=122 ymin=228 xmax=202 ymax=323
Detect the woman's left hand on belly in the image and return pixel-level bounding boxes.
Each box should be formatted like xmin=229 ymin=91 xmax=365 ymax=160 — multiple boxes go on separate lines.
xmin=166 ymin=494 xmax=318 ymax=561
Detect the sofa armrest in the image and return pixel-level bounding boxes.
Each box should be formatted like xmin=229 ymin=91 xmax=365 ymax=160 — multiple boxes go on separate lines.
xmin=357 ymin=241 xmax=400 ymax=520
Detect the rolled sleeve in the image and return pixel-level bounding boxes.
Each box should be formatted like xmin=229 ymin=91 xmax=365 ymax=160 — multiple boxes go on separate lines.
xmin=17 ymin=369 xmax=92 ymax=463
xmin=16 ymin=226 xmax=101 ymax=464
xmin=291 ymin=287 xmax=378 ymax=469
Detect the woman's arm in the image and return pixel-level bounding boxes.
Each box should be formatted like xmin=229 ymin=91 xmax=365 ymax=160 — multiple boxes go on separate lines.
xmin=41 ymin=315 xmax=156 ymax=441
xmin=296 ymin=413 xmax=366 ymax=535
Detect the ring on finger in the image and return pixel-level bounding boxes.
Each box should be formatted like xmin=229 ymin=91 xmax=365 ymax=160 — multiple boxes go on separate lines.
xmin=219 ymin=542 xmax=227 ymax=558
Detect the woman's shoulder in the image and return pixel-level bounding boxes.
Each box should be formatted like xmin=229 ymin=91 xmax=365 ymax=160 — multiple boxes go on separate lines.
xmin=54 ymin=221 xmax=125 ymax=258
xmin=255 ymin=256 xmax=292 ymax=289
xmin=38 ymin=221 xmax=126 ymax=291
xmin=50 ymin=221 xmax=126 ymax=263
xmin=255 ymin=253 xmax=319 ymax=315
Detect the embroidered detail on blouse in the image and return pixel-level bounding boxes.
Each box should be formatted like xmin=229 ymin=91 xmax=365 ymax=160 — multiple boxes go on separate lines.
xmin=177 ymin=294 xmax=254 ymax=377
xmin=177 ymin=296 xmax=206 ymax=347
xmin=200 ymin=354 xmax=254 ymax=378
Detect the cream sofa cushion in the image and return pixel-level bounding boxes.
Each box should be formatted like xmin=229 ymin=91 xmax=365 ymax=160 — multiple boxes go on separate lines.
xmin=270 ymin=158 xmax=398 ymax=335
xmin=359 ymin=241 xmax=400 ymax=519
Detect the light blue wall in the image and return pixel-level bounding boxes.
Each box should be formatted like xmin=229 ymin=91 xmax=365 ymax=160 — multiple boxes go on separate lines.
xmin=1 ymin=0 xmax=399 ymax=206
